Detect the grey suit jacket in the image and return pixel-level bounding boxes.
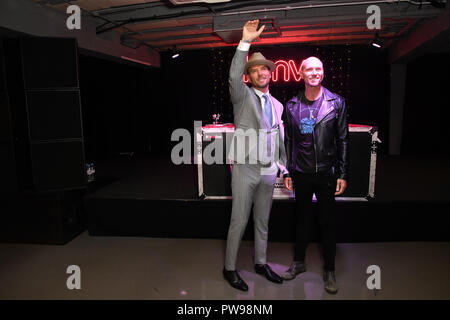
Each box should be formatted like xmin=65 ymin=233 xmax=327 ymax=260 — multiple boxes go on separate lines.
xmin=227 ymin=47 xmax=288 ymax=176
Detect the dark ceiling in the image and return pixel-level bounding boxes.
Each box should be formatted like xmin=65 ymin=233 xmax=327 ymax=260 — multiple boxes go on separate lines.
xmin=33 ymin=0 xmax=448 ymax=54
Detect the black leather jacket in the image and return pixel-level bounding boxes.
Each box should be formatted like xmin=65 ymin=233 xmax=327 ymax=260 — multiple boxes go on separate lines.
xmin=283 ymin=87 xmax=349 ymax=180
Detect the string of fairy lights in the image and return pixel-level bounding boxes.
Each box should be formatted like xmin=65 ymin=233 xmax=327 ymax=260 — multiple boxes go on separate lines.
xmin=211 ymin=48 xmax=233 ymax=123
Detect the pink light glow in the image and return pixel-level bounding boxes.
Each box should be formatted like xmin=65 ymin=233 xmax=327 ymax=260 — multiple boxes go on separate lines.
xmin=243 ymin=59 xmax=303 ymax=83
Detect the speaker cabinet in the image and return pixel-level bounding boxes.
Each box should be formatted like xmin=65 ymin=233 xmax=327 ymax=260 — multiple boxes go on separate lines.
xmin=0 ymin=39 xmax=18 ymax=192
xmin=0 ymin=189 xmax=86 ymax=245
xmin=344 ymin=130 xmax=372 ymax=197
xmin=0 ymin=143 xmax=18 ymax=193
xmin=1 ymin=36 xmax=86 ymax=192
xmin=1 ymin=36 xmax=87 ymax=244
xmin=201 ymin=132 xmax=232 ymax=197
xmin=21 ymin=37 xmax=79 ymax=89
xmin=0 ymin=42 xmax=5 ymax=92
xmin=31 ymin=141 xmax=86 ymax=190
xmin=26 ymin=91 xmax=82 ymax=140
xmin=0 ymin=92 xmax=12 ymax=142
xmin=197 ymin=124 xmax=380 ymax=200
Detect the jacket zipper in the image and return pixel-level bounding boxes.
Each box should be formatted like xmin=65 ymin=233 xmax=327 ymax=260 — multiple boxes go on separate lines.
xmin=315 ymin=106 xmax=334 ymax=125
xmin=313 ymin=129 xmax=318 ymax=173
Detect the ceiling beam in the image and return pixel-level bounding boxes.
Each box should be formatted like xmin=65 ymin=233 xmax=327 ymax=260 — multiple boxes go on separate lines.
xmin=389 ymin=4 xmax=450 ymax=63
xmin=95 ymin=0 xmax=442 ymax=28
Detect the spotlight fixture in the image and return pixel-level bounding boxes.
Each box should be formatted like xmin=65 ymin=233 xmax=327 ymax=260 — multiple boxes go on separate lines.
xmin=372 ymin=33 xmax=383 ymax=48
xmin=171 ymin=47 xmax=180 ymax=59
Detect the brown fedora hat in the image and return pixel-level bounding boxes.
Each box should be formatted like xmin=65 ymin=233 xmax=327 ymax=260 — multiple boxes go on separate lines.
xmin=244 ymin=52 xmax=276 ymax=74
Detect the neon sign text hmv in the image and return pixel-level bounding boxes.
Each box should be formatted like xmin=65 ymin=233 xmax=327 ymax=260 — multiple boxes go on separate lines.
xmin=243 ymin=59 xmax=305 ymax=83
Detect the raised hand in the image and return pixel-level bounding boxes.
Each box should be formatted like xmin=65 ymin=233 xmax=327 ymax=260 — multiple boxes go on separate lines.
xmin=242 ymin=20 xmax=265 ymax=43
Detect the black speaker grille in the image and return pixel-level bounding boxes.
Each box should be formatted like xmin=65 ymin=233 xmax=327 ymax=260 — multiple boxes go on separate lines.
xmin=21 ymin=37 xmax=79 ymax=89
xmin=344 ymin=131 xmax=372 ymax=197
xmin=31 ymin=141 xmax=85 ymax=190
xmin=0 ymin=143 xmax=18 ymax=192
xmin=26 ymin=90 xmax=82 ymax=141
xmin=0 ymin=40 xmax=5 ymax=92
xmin=0 ymin=92 xmax=12 ymax=142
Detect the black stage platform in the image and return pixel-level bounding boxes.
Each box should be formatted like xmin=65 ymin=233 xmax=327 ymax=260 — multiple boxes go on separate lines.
xmin=83 ymin=154 xmax=450 ymax=243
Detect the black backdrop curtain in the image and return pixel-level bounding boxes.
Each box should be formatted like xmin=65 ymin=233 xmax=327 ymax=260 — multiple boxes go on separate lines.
xmin=82 ymin=43 xmax=450 ymax=162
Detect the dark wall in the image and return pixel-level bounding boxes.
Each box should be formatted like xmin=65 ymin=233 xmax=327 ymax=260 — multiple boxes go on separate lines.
xmin=159 ymin=49 xmax=215 ymax=149
xmin=79 ymin=49 xmax=216 ymax=160
xmin=79 ymin=56 xmax=165 ymax=161
xmin=79 ymin=43 xmax=391 ymax=161
xmin=402 ymin=52 xmax=450 ymax=155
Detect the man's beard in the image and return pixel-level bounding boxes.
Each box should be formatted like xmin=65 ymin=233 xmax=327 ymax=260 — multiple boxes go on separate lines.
xmin=252 ymin=79 xmax=269 ymax=89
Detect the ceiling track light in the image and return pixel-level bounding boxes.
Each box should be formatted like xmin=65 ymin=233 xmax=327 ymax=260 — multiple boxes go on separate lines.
xmin=169 ymin=46 xmax=180 ymax=59
xmin=372 ymin=33 xmax=383 ymax=49
xmin=171 ymin=47 xmax=180 ymax=59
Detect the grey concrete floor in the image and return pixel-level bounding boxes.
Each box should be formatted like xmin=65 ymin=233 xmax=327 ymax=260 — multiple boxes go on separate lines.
xmin=0 ymin=232 xmax=449 ymax=300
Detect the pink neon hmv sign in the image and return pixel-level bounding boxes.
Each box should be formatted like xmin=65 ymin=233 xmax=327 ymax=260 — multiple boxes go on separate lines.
xmin=244 ymin=59 xmax=304 ymax=83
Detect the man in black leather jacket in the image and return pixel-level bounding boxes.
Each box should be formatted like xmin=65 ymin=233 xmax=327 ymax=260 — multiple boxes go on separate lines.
xmin=281 ymin=56 xmax=349 ymax=294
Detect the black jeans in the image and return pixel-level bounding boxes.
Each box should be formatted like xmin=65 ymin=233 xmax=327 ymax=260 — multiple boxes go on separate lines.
xmin=293 ymin=170 xmax=337 ymax=271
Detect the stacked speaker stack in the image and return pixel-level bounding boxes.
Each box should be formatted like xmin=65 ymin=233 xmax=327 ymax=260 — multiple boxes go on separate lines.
xmin=0 ymin=36 xmax=86 ymax=244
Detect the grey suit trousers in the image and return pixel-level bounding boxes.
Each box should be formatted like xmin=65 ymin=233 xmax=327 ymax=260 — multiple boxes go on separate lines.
xmin=224 ymin=163 xmax=277 ymax=271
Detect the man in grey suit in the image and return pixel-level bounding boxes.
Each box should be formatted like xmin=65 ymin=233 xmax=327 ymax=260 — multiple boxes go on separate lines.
xmin=223 ymin=20 xmax=289 ymax=291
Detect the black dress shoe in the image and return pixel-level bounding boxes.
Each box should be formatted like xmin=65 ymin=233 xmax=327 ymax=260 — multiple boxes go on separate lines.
xmin=254 ymin=264 xmax=283 ymax=284
xmin=223 ymin=268 xmax=248 ymax=291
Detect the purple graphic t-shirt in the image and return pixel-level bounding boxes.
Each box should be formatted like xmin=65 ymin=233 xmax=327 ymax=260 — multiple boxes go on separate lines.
xmin=295 ymin=93 xmax=323 ymax=173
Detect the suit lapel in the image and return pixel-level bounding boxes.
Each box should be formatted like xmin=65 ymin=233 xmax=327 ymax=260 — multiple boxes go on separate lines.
xmin=269 ymin=96 xmax=278 ymax=128
xmin=252 ymin=89 xmax=272 ymax=129
xmin=249 ymin=88 xmax=263 ymax=122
